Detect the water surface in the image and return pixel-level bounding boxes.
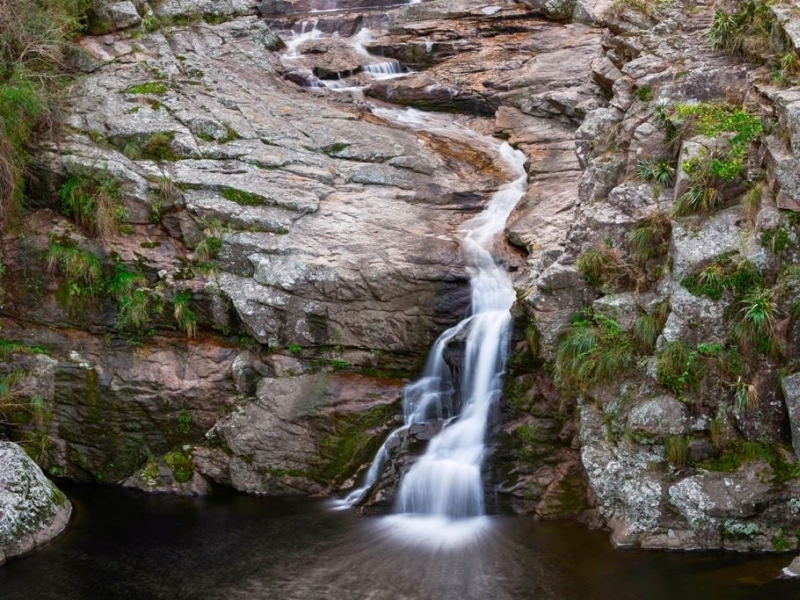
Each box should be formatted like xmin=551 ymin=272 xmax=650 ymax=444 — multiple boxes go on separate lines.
xmin=0 ymin=485 xmax=798 ymax=599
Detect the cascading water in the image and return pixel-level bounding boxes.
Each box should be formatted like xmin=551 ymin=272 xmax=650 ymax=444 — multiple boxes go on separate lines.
xmin=342 ymin=123 xmax=527 ymax=519
xmin=395 ymin=145 xmax=526 ymax=518
xmin=273 ymin=19 xmax=528 ymax=525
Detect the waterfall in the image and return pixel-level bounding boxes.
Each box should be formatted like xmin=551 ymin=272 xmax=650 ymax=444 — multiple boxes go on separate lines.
xmin=274 ymin=22 xmax=528 ymax=520
xmin=344 ymin=132 xmax=527 ymax=519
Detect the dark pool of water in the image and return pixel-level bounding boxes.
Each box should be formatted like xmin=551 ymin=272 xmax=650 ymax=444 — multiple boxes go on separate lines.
xmin=1 ymin=484 xmax=798 ymax=599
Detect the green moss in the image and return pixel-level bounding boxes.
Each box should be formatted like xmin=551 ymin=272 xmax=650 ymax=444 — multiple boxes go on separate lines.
xmin=0 ymin=338 xmax=49 ymax=359
xmin=321 ymin=142 xmax=349 ymax=155
xmin=163 ymin=449 xmax=193 ymax=483
xmin=176 ymin=410 xmax=192 ymax=435
xmin=221 ymin=187 xmax=263 ymax=206
xmin=125 ymin=81 xmax=168 ymax=95
xmin=312 ymin=402 xmax=398 ymax=484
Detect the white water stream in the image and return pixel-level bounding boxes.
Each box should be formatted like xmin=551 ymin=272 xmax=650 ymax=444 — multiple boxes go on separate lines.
xmin=277 ymin=19 xmax=528 ymax=529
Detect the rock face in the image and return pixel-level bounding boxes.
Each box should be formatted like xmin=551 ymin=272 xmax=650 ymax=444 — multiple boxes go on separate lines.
xmin=3 ymin=0 xmax=800 ymax=558
xmin=0 ymin=443 xmax=72 ymax=564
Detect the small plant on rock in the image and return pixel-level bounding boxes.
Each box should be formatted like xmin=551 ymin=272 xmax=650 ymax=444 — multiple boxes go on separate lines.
xmin=634 ymin=159 xmax=675 ymax=186
xmin=576 ymin=245 xmax=629 ymax=290
xmin=59 ymin=174 xmax=127 ymax=239
xmin=665 ymin=435 xmax=689 ymax=468
xmin=173 ymin=290 xmax=197 ymax=338
xmin=733 ymin=287 xmax=781 ymax=355
xmin=47 ymin=243 xmax=102 ymax=296
xmin=656 ymin=341 xmax=702 ymax=396
xmin=555 ymin=312 xmax=635 ymax=391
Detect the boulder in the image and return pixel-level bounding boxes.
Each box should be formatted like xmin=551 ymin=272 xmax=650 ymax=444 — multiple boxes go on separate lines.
xmin=0 ymin=443 xmax=72 ymax=564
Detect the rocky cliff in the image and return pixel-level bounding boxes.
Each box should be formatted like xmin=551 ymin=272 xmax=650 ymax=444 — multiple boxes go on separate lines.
xmin=3 ymin=0 xmax=800 ymax=558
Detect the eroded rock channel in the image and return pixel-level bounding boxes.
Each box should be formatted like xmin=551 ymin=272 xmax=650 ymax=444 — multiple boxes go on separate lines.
xmin=4 ymin=0 xmax=800 ymax=564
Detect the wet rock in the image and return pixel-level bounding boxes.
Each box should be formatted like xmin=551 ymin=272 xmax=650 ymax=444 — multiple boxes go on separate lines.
xmin=365 ymin=73 xmax=496 ymax=116
xmin=295 ymin=39 xmax=364 ymax=79
xmin=0 ymin=443 xmax=72 ymax=565
xmin=201 ymin=373 xmax=403 ymax=494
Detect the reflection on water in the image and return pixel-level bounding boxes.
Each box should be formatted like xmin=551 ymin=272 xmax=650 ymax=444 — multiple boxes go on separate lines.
xmin=0 ymin=484 xmax=797 ymax=600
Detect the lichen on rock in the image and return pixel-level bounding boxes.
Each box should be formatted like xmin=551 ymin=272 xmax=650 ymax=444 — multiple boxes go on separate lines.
xmin=0 ymin=442 xmax=72 ymax=564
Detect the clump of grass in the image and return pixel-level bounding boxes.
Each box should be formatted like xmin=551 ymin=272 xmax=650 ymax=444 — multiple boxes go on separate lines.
xmin=709 ymin=416 xmax=724 ymax=448
xmin=634 ymin=160 xmax=675 ymax=186
xmin=636 ymin=86 xmax=653 ymax=102
xmin=665 ymin=435 xmax=689 ymax=468
xmin=122 ymin=138 xmax=142 ymax=160
xmin=760 ymin=227 xmax=793 ymax=256
xmin=672 ymin=178 xmax=723 ymax=217
xmin=141 ymin=132 xmax=177 ymax=161
xmin=733 ymin=286 xmax=781 ymax=355
xmin=576 ymin=245 xmax=629 ymax=290
xmin=633 ymin=314 xmax=660 ymax=352
xmin=741 ymin=182 xmax=763 ymax=225
xmin=107 ymin=263 xmax=151 ymax=330
xmin=733 ymin=377 xmax=760 ymax=411
xmin=780 ymin=52 xmax=800 ymax=78
xmin=681 ymin=255 xmax=762 ymax=301
xmin=173 ymin=290 xmax=197 ymax=338
xmin=627 ymin=212 xmax=671 ymax=261
xmin=59 ymin=173 xmax=126 ymax=239
xmin=47 ymin=242 xmax=102 ymax=296
xmin=706 ymin=1 xmax=774 ymax=61
xmin=656 ymin=341 xmax=703 ymax=396
xmin=554 ymin=312 xmax=635 ymax=391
